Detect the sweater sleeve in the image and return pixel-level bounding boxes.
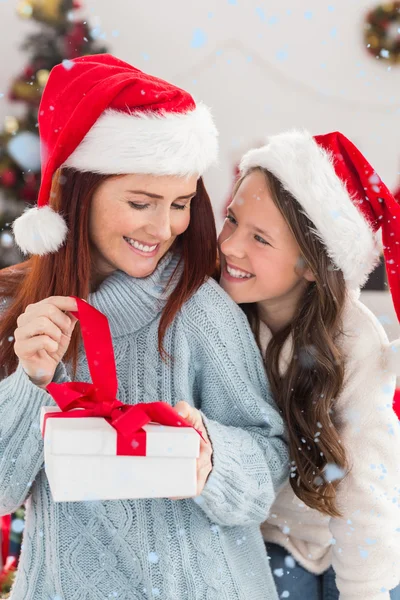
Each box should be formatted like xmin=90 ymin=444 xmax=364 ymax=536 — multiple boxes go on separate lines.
xmin=0 ymin=364 xmax=57 ymax=515
xmin=182 ymin=280 xmax=289 ymax=527
xmin=329 ymin=307 xmax=400 ymax=600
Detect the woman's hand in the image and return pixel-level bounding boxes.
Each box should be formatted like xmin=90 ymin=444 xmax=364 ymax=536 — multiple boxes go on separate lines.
xmin=13 ymin=296 xmax=78 ymax=388
xmin=173 ymin=400 xmax=213 ymax=497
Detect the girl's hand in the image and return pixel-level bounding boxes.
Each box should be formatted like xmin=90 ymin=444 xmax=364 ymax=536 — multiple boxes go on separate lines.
xmin=173 ymin=400 xmax=213 ymax=498
xmin=13 ymin=296 xmax=78 ymax=388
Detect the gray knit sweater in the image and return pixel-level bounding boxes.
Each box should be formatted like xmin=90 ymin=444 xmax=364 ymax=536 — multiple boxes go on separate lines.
xmin=0 ymin=253 xmax=288 ymax=600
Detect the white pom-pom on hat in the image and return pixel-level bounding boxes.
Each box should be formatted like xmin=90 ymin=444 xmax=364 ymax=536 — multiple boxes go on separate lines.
xmin=12 ymin=205 xmax=68 ymax=256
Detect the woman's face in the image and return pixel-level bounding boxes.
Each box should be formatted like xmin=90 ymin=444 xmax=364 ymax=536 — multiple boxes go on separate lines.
xmin=89 ymin=173 xmax=197 ymax=281
xmin=218 ymin=170 xmax=314 ymax=309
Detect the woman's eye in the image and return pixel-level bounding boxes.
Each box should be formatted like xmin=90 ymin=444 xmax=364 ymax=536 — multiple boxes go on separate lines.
xmin=129 ymin=202 xmax=148 ymax=210
xmin=225 ymin=214 xmax=237 ymax=225
xmin=172 ymin=204 xmax=187 ymax=211
xmin=254 ymin=234 xmax=269 ymax=246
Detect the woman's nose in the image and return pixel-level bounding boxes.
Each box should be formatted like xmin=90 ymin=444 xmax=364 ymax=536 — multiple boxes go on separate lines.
xmin=145 ymin=211 xmax=172 ymax=242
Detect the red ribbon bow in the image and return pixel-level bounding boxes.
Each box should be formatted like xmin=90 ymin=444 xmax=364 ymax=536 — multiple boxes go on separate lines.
xmin=43 ymin=297 xmax=196 ymax=456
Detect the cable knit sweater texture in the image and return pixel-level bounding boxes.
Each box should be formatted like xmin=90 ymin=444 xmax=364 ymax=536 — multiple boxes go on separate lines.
xmin=261 ymin=290 xmax=400 ymax=600
xmin=0 ymin=253 xmax=288 ymax=600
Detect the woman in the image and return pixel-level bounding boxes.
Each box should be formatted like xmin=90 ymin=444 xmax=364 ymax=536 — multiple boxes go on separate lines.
xmin=218 ymin=130 xmax=400 ymax=599
xmin=0 ymin=54 xmax=288 ymax=599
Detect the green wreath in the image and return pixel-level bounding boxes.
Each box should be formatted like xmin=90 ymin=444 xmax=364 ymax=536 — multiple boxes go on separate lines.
xmin=364 ymin=2 xmax=400 ymax=64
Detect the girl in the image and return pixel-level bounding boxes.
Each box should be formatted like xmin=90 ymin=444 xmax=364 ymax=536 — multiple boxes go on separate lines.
xmin=218 ymin=130 xmax=400 ymax=600
xmin=0 ymin=54 xmax=288 ymax=600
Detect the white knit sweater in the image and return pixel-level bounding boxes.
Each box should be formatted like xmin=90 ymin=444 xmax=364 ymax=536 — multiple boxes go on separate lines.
xmin=261 ymin=289 xmax=400 ymax=600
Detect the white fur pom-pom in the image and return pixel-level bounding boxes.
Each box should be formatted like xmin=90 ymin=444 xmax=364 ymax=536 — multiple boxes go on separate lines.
xmin=12 ymin=205 xmax=68 ymax=255
xmin=385 ymin=339 xmax=400 ymax=376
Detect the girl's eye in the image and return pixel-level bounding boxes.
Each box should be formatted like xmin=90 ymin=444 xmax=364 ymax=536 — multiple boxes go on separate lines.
xmin=225 ymin=214 xmax=237 ymax=225
xmin=172 ymin=204 xmax=187 ymax=211
xmin=254 ymin=234 xmax=270 ymax=246
xmin=129 ymin=202 xmax=149 ymax=210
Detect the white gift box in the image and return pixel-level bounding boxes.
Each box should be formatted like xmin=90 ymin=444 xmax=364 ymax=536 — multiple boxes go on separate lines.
xmin=40 ymin=406 xmax=200 ymax=502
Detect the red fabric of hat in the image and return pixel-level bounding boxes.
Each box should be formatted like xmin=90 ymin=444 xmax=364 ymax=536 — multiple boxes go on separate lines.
xmin=38 ymin=54 xmax=195 ymax=208
xmin=315 ymin=132 xmax=400 ymax=323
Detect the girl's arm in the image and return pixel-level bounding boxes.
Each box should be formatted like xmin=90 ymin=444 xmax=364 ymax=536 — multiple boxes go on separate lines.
xmin=329 ymin=311 xmax=400 ymax=600
xmin=182 ymin=280 xmax=288 ymax=526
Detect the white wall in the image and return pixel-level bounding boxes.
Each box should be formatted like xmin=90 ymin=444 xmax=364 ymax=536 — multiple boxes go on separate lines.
xmin=1 ymin=0 xmax=400 ymax=229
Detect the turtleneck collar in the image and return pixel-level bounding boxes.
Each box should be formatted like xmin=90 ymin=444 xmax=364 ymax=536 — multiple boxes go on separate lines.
xmin=88 ymin=252 xmax=182 ymax=338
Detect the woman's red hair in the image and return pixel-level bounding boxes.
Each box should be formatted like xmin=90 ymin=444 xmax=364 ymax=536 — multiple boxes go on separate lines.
xmin=0 ymin=168 xmax=217 ymax=376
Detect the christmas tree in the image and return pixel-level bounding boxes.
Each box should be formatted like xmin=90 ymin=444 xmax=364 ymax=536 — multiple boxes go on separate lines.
xmin=0 ymin=0 xmax=107 ymax=269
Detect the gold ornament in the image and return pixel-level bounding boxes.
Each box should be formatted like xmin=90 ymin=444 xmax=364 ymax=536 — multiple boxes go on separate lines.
xmin=4 ymin=116 xmax=19 ymax=135
xmin=17 ymin=1 xmax=33 ymax=18
xmin=10 ymin=77 xmax=42 ymax=103
xmin=36 ymin=69 xmax=50 ymax=87
xmin=16 ymin=0 xmax=67 ymax=26
xmin=368 ymin=34 xmax=380 ymax=49
xmin=382 ymin=2 xmax=395 ymax=12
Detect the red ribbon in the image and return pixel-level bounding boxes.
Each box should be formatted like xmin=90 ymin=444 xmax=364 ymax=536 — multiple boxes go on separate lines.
xmin=43 ymin=297 xmax=196 ymax=456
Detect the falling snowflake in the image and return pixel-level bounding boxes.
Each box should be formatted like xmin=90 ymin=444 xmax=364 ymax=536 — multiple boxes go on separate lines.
xmin=255 ymin=7 xmax=266 ymax=22
xmin=11 ymin=518 xmax=25 ymax=534
xmin=62 ymin=60 xmax=74 ymax=71
xmin=148 ymin=552 xmax=159 ymax=564
xmin=284 ymin=555 xmax=296 ymax=569
xmin=323 ymin=463 xmax=346 ymax=482
xmin=190 ymin=29 xmax=207 ymax=49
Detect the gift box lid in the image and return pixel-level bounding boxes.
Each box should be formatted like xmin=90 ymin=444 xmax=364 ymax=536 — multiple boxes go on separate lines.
xmin=40 ymin=406 xmax=200 ymax=458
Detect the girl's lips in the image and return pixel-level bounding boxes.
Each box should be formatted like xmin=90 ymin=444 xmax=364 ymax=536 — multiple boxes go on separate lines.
xmin=221 ymin=265 xmax=254 ymax=283
xmin=226 ymin=262 xmax=254 ymax=276
xmin=124 ymin=238 xmax=160 ymax=258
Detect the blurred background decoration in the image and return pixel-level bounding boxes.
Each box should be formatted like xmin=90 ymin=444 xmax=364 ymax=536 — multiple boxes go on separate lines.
xmin=0 ymin=508 xmax=25 ymax=598
xmin=0 ymin=0 xmax=107 ymax=269
xmin=364 ymin=2 xmax=400 ymax=64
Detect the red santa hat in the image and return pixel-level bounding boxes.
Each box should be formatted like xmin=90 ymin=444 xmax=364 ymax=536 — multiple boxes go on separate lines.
xmin=239 ymin=130 xmax=400 ymax=325
xmin=12 ymin=54 xmax=218 ymax=256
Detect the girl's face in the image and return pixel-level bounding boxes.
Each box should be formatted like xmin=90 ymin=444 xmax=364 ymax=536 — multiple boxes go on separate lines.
xmin=218 ymin=169 xmax=314 ymax=311
xmin=89 ymin=173 xmax=197 ymax=281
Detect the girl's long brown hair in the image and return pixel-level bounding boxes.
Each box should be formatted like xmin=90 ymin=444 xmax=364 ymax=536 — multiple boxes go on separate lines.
xmin=0 ymin=168 xmax=217 ymax=376
xmin=239 ymin=168 xmax=347 ymax=517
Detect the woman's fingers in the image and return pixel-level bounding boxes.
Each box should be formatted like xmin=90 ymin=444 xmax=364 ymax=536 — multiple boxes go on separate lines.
xmin=15 ymin=316 xmax=63 ymax=345
xmin=195 ymin=450 xmax=213 ymax=495
xmin=175 ymin=401 xmax=203 ymax=430
xmin=27 ymin=295 xmax=78 ymax=314
xmin=171 ymin=401 xmax=213 ymax=497
xmin=19 ymin=299 xmax=76 ymax=335
xmin=13 ymin=296 xmax=79 ymax=388
xmin=174 ymin=400 xmax=192 ymax=420
xmin=14 ymin=335 xmax=59 ymax=359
